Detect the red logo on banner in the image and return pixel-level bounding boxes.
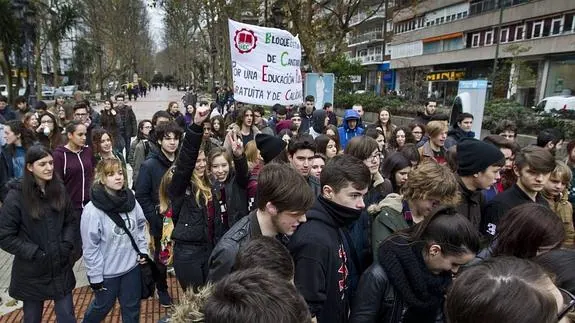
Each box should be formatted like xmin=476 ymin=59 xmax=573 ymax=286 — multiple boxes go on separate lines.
xmin=234 ymin=28 xmax=257 ymax=54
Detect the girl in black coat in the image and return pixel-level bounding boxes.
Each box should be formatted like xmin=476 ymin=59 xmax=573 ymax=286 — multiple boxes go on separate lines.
xmin=0 ymin=145 xmax=76 ymax=323
xmin=169 ymin=104 xmax=214 ymax=291
xmin=350 ymin=207 xmax=481 ymax=323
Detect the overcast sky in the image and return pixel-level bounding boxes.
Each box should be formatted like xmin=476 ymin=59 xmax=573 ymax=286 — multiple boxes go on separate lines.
xmin=146 ymin=3 xmax=165 ymax=52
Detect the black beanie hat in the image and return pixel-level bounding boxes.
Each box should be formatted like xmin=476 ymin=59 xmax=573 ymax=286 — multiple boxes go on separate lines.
xmin=256 ymin=133 xmax=286 ymax=164
xmin=457 ymin=138 xmax=504 ymax=176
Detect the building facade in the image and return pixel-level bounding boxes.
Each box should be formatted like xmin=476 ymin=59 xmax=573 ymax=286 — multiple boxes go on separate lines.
xmin=389 ymin=0 xmax=575 ymax=106
xmin=346 ymin=1 xmax=394 ymax=94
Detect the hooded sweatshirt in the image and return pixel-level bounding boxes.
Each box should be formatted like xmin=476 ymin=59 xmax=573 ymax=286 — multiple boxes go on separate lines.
xmin=53 ymin=145 xmax=94 ymax=210
xmin=309 ymin=109 xmax=327 ymax=139
xmin=338 ymin=109 xmax=364 ymax=150
xmin=81 ymin=185 xmax=148 ymax=284
xmin=288 ymin=196 xmax=362 ymax=323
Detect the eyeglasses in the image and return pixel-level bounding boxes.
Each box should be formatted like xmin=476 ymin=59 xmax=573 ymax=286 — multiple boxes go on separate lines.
xmin=558 ymin=288 xmax=575 ymax=320
xmin=367 ymin=153 xmax=379 ymax=162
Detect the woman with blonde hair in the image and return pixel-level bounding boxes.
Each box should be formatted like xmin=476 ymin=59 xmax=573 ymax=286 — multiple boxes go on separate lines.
xmin=244 ymin=140 xmax=262 ymax=171
xmin=81 ymin=158 xmax=148 ymax=322
xmin=169 ymin=104 xmax=216 ymax=291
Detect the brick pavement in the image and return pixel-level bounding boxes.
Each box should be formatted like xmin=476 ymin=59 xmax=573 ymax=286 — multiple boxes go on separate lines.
xmin=0 ymin=88 xmax=187 ymax=320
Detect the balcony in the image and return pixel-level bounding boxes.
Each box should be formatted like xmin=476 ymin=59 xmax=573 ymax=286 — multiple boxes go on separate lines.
xmin=348 ymin=30 xmax=385 ymax=46
xmin=350 ymin=5 xmax=387 ymax=27
xmin=349 ymin=53 xmax=384 ymax=65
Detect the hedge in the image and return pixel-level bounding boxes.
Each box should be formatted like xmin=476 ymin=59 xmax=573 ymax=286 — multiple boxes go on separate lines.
xmin=335 ymin=94 xmax=574 ymax=139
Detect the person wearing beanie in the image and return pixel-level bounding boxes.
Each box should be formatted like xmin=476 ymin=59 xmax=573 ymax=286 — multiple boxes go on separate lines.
xmin=456 ymin=138 xmax=505 ymax=231
xmin=255 ymin=133 xmax=286 ymax=164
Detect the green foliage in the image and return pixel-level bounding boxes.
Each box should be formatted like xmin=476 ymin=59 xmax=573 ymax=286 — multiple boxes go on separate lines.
xmin=484 ymin=99 xmax=575 ymax=139
xmin=323 ymin=54 xmax=364 ymax=96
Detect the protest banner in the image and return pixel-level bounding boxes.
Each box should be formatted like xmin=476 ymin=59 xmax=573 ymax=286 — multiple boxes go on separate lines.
xmin=228 ymin=19 xmax=303 ymax=106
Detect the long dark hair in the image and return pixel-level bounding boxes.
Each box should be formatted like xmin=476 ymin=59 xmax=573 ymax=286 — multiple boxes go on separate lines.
xmin=492 ymin=203 xmax=565 ymax=259
xmin=403 ymin=206 xmax=481 ymax=257
xmin=381 ymin=152 xmax=411 ymax=192
xmin=211 ymin=115 xmax=226 ymax=141
xmin=91 ymin=128 xmax=114 ymax=156
xmin=23 ymin=145 xmax=67 ymax=219
xmin=38 ymin=112 xmax=64 ymax=149
xmin=137 ymin=119 xmax=152 ymax=140
xmin=5 ymin=120 xmax=36 ymax=155
xmin=100 ymin=101 xmax=118 ymax=131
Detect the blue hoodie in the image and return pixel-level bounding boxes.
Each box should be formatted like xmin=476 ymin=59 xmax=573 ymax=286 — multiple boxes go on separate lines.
xmin=338 ymin=109 xmax=364 ymax=150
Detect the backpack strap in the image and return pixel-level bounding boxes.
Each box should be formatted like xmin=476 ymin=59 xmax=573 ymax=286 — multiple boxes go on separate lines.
xmin=106 ymin=212 xmax=141 ymax=255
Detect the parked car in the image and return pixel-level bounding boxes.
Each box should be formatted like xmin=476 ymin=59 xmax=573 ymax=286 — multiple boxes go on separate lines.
xmin=533 ymin=95 xmax=575 ymax=114
xmin=41 ymin=85 xmax=55 ymax=100
xmin=54 ymin=85 xmax=78 ymax=99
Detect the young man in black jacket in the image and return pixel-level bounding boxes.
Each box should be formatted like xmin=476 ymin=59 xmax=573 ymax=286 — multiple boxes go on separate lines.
xmin=207 ymin=163 xmax=314 ymax=282
xmin=482 ymin=145 xmax=555 ymax=237
xmin=288 ymin=135 xmax=321 ymax=196
xmin=288 ymin=155 xmax=371 ymax=323
xmin=135 ymin=121 xmax=182 ymax=307
xmin=455 ymin=138 xmax=505 ymax=231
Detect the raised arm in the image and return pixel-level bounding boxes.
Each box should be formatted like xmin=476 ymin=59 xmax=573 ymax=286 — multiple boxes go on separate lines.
xmin=169 ymin=104 xmax=211 ymax=199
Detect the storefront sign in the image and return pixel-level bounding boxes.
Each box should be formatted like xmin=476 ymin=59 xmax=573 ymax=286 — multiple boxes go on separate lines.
xmin=228 ymin=19 xmax=303 ymax=105
xmin=425 ymin=70 xmax=466 ymax=82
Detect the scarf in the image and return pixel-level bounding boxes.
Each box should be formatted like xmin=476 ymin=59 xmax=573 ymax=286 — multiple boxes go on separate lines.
xmin=378 ymin=235 xmax=451 ymax=323
xmin=90 ymin=184 xmax=136 ymax=214
xmin=317 ymin=195 xmax=362 ymax=227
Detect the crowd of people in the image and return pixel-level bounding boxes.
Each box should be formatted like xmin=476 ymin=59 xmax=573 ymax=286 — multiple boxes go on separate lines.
xmin=0 ymin=89 xmax=574 ymax=323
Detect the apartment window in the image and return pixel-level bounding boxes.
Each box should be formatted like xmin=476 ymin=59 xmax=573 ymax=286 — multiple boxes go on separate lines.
xmin=463 ymin=11 xmax=468 ymax=17
xmin=447 ymin=16 xmax=451 ymax=22
xmin=457 ymin=12 xmax=462 ymax=19
xmin=440 ymin=17 xmax=444 ymax=23
xmin=485 ymin=30 xmax=494 ymax=45
xmin=472 ymin=33 xmax=480 ymax=47
xmin=551 ymin=17 xmax=563 ymax=35
xmin=516 ymin=25 xmax=525 ymax=40
xmin=532 ymin=20 xmax=543 ymax=38
xmin=436 ymin=18 xmax=440 ymax=25
xmin=500 ymin=28 xmax=509 ymax=43
xmin=452 ymin=14 xmax=456 ymax=21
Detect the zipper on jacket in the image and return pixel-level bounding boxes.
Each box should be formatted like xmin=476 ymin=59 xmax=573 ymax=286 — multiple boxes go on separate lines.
xmin=76 ymin=151 xmax=86 ymax=208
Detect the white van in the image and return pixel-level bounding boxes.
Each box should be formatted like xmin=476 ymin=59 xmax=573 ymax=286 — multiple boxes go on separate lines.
xmin=534 ymin=96 xmax=575 ymax=113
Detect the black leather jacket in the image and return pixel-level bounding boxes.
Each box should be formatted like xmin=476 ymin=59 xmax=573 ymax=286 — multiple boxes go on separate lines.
xmin=206 ymin=210 xmax=261 ymax=282
xmin=350 ymin=262 xmax=401 ymax=323
xmin=350 ymin=262 xmax=445 ymax=323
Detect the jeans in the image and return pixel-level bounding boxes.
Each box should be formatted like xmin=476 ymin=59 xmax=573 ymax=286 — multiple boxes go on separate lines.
xmin=23 ymin=293 xmax=75 ymax=323
xmin=83 ymin=266 xmax=141 ymax=323
xmin=123 ymin=135 xmax=131 ymax=160
xmin=173 ymin=243 xmax=210 ymax=292
xmin=153 ymin=235 xmax=168 ymax=292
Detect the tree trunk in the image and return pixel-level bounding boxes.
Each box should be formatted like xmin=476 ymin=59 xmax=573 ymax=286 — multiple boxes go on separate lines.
xmin=52 ymin=39 xmax=61 ymax=87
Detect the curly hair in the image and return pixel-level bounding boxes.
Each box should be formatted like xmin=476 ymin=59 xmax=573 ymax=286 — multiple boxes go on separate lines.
xmin=401 ymin=161 xmax=460 ymax=205
xmin=388 ymin=126 xmax=416 ymax=151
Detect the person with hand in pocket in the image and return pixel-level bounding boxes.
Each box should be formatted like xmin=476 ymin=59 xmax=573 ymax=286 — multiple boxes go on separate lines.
xmin=81 ymin=158 xmax=149 ymax=323
xmin=0 ymin=145 xmax=77 ymax=323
